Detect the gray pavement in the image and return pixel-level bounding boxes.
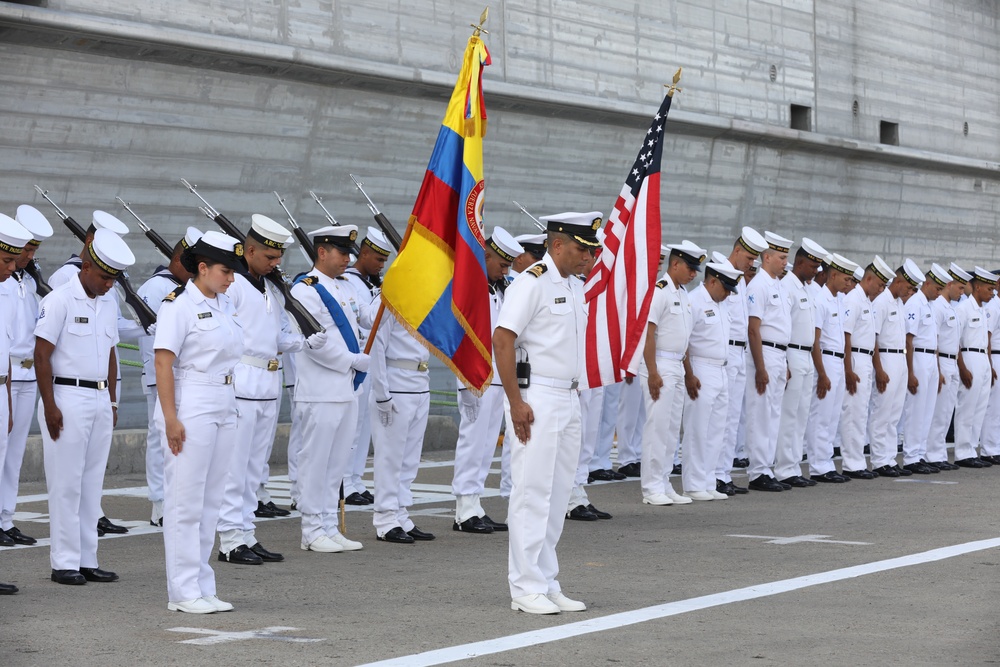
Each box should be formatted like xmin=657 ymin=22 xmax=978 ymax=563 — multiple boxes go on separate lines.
xmin=1 ymin=451 xmax=998 ymax=666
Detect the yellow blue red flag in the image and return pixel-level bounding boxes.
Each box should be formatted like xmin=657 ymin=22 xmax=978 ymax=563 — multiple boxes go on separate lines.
xmin=380 ymin=34 xmax=493 ymax=393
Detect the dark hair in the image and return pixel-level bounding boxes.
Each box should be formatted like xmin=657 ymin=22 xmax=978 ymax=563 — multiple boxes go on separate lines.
xmin=180 ymin=249 xmax=226 ymax=275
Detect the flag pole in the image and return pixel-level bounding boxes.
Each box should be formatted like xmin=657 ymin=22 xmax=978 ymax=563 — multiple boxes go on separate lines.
xmin=665 ymin=67 xmax=683 ymax=97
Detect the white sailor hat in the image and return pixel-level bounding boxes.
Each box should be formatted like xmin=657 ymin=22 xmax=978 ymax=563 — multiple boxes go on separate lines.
xmin=973 ymin=266 xmax=999 ymax=284
xmin=189 ymin=230 xmax=244 ymax=270
xmin=309 ymin=225 xmax=358 ymax=251
xmin=595 ymin=228 xmax=606 ymax=247
xmin=249 ymin=214 xmax=293 ymax=250
xmin=539 ymin=211 xmax=602 ymax=248
xmin=15 ymin=205 xmax=53 ymax=246
xmin=751 ymin=257 xmax=761 ymax=270
xmin=91 ymin=210 xmax=130 ymax=236
xmin=513 ymin=233 xmax=547 ymax=259
xmin=362 ymin=226 xmax=392 ymax=257
xmin=948 ymin=262 xmax=972 ymax=285
xmin=666 ymin=240 xmax=707 ymax=270
xmin=711 ymin=250 xmax=729 ymax=265
xmin=487 ymin=227 xmax=524 ymax=262
xmin=900 ymin=258 xmax=925 ymax=287
xmin=828 ymin=253 xmax=859 ymax=277
xmin=784 ymin=262 xmax=793 ymax=274
xmin=764 ymin=231 xmax=793 ymax=253
xmin=705 ymin=256 xmax=742 ymax=293
xmin=660 ymin=244 xmax=670 ymax=260
xmin=0 ymin=214 xmax=33 ymax=255
xmin=88 ymin=228 xmax=135 ymax=275
xmin=798 ymin=238 xmax=829 ymax=264
xmin=868 ymin=255 xmax=893 ymax=284
xmin=181 ymin=226 xmax=203 ymax=250
xmin=737 ymin=226 xmax=767 ymax=256
xmin=928 ymin=263 xmax=952 ymax=288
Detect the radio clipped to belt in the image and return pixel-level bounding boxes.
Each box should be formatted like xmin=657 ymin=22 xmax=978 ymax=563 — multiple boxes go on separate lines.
xmin=516 ymin=347 xmax=531 ymax=388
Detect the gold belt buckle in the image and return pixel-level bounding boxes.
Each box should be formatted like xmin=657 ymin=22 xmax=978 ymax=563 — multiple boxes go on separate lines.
xmin=267 ymin=359 xmax=280 ymax=372
xmin=224 ymin=375 xmax=234 ymax=385
xmin=417 ymin=361 xmax=429 ymax=372
xmin=20 ymin=359 xmax=33 ymax=369
xmin=97 ymin=380 xmax=108 ymax=390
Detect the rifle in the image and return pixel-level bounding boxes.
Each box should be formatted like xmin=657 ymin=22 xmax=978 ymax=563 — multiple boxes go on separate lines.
xmin=273 ymin=191 xmax=318 ymax=264
xmin=180 ymin=179 xmax=324 ymax=336
xmin=511 ymin=200 xmax=546 ymax=231
xmin=349 ymin=175 xmax=403 ymax=251
xmin=23 ymin=260 xmax=52 ymax=297
xmin=34 ymin=185 xmax=157 ymax=332
xmin=307 ymin=191 xmax=363 ymax=257
xmin=115 ymin=197 xmax=173 ymax=261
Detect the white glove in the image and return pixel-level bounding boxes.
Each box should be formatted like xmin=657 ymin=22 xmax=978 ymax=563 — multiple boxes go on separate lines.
xmin=352 ymin=353 xmax=371 ymax=373
xmin=145 ymin=322 xmax=157 ymax=337
xmin=376 ymin=397 xmax=398 ymax=427
xmin=458 ymin=390 xmax=480 ymax=423
xmin=305 ymin=330 xmax=328 ymax=350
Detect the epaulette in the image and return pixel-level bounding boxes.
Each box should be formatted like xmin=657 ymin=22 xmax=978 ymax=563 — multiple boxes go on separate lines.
xmin=527 ymin=264 xmax=547 ymax=278
xmin=335 ymin=275 xmax=348 ymax=281
xmin=162 ymin=284 xmax=186 ymax=302
xmin=302 ymin=275 xmax=318 ymax=286
xmin=655 ymin=279 xmax=668 ymax=289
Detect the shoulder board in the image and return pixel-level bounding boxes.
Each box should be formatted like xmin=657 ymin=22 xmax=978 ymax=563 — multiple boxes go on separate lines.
xmin=162 ymin=285 xmax=186 ymax=302
xmin=656 ymin=279 xmax=668 ymax=289
xmin=302 ymin=275 xmax=318 ymax=286
xmin=527 ymin=264 xmax=547 ymax=277
xmin=335 ymin=275 xmax=348 ymax=281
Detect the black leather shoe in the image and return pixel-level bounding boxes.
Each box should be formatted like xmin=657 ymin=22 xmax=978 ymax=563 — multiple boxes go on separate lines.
xmin=361 ymin=490 xmax=374 ymax=503
xmin=930 ymin=460 xmax=959 ymax=470
xmin=79 ymin=567 xmax=119 ymax=583
xmin=453 ymin=516 xmax=493 ymax=534
xmin=97 ymin=516 xmax=128 ymax=534
xmin=981 ymin=455 xmax=1000 ymax=465
xmin=0 ymin=582 xmax=17 ymax=594
xmin=811 ymin=471 xmax=849 ymax=483
xmin=779 ymin=476 xmax=811 ymax=488
xmin=253 ymin=501 xmax=277 ymax=518
xmin=777 ymin=480 xmax=792 ymax=490
xmin=345 ymin=492 xmax=370 ymax=506
xmin=610 ymin=469 xmax=627 ymax=480
xmin=587 ymin=504 xmax=613 ymax=520
xmin=482 ymin=515 xmax=508 ymax=532
xmin=841 ymin=469 xmax=876 ymax=479
xmin=873 ymin=465 xmax=900 ymax=478
xmin=251 ymin=542 xmax=285 ymax=562
xmin=51 ymin=569 xmax=86 ymax=585
xmin=617 ymin=462 xmax=641 ymax=477
xmin=801 ymin=476 xmax=818 ymax=486
xmin=671 ymin=464 xmax=683 ymax=475
xmin=567 ymin=505 xmax=599 ymax=520
xmin=378 ymin=527 xmax=414 ymax=544
xmin=263 ymin=501 xmax=291 ymax=517
xmin=892 ymin=464 xmax=913 ymax=476
xmin=903 ymin=462 xmax=932 ymax=475
xmin=976 ymin=457 xmax=993 ymax=467
xmin=406 ymin=526 xmax=435 ymax=541
xmin=955 ymin=457 xmax=986 ymax=469
xmin=716 ymin=480 xmax=737 ymax=496
xmin=3 ymin=527 xmax=33 ymax=545
xmin=588 ymin=469 xmax=614 ymax=482
xmin=218 ymin=544 xmax=263 ymax=565
xmin=0 ymin=530 xmax=13 ymax=547
xmin=748 ymin=475 xmax=784 ymax=492
xmin=733 ymin=458 xmax=749 ymax=469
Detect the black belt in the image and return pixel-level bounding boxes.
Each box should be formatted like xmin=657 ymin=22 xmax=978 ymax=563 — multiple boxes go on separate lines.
xmin=728 ymin=340 xmax=746 ymax=348
xmin=53 ymin=377 xmax=108 ymax=390
xmin=878 ymin=348 xmax=904 ymax=354
xmin=822 ymin=350 xmax=845 ymax=359
xmin=992 ymin=351 xmax=1000 ymax=356
xmin=787 ymin=343 xmax=812 ymax=352
xmin=851 ymin=346 xmax=874 ymax=356
xmin=761 ymin=341 xmax=787 ymax=351
xmin=961 ymin=347 xmax=987 ymax=354
xmin=913 ymin=347 xmax=937 ymax=355
xmin=939 ymin=352 xmax=957 ymax=360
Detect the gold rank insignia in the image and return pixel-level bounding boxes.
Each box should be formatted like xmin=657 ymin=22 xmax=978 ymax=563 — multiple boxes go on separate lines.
xmin=303 ymin=276 xmax=318 ymax=286
xmin=349 ymin=230 xmax=358 ymax=241
xmin=527 ymin=264 xmax=548 ymax=277
xmin=591 ymin=217 xmax=602 ymax=230
xmin=234 ymin=243 xmax=245 ymax=257
xmin=655 ymin=279 xmax=668 ymax=288
xmin=162 ymin=289 xmax=179 ymax=302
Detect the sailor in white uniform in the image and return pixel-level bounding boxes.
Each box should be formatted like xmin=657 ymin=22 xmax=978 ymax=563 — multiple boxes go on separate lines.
xmin=978 ymin=271 xmax=1000 ymax=465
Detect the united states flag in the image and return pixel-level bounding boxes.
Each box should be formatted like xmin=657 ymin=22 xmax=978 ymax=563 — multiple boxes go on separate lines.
xmin=583 ymin=92 xmax=673 ymax=387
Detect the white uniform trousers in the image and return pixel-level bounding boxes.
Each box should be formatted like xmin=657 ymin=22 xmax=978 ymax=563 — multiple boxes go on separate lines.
xmin=257 ymin=388 xmax=283 ymax=504
xmin=681 ymin=359 xmax=728 ymax=493
xmin=40 ymin=386 xmax=112 ymax=571
xmin=372 ymin=391 xmax=429 ymax=536
xmin=868 ymin=354 xmax=908 ymax=468
xmin=716 ymin=345 xmax=747 ymax=483
xmin=902 ymin=352 xmax=940 ymax=465
xmin=744 ymin=346 xmax=788 ymax=481
xmin=296 ymin=399 xmax=358 ymax=543
xmin=839 ymin=354 xmax=874 ymax=472
xmin=218 ymin=398 xmax=278 ymax=552
xmin=144 ymin=391 xmax=164 ymax=504
xmin=500 ymin=429 xmax=512 ymax=498
xmin=568 ymin=385 xmax=603 ymax=510
xmin=1 ymin=381 xmax=36 ymax=530
xmin=286 ymin=387 xmax=304 ymax=506
xmin=506 ymin=384 xmax=581 ymax=599
xmin=159 ymin=381 xmax=237 ymax=604
xmin=345 ymin=376 xmax=373 ymax=495
xmin=591 ymin=381 xmax=620 ymax=472
xmin=616 ymin=378 xmax=645 ymax=466
xmin=927 ymin=358 xmax=960 ymax=463
xmin=979 ymin=354 xmax=1000 ymax=457
xmin=804 ymin=358 xmax=846 ymax=475
xmin=954 ymin=352 xmax=991 ymax=460
xmin=773 ymin=349 xmax=815 ymax=481
xmin=639 ymin=359 xmax=684 ymax=497
xmin=452 ymin=385 xmax=504 ymax=522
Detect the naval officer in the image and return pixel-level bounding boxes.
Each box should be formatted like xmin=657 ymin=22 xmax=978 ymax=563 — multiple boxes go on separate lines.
xmin=494 ymin=211 xmax=599 ymax=615
xmin=35 ymin=228 xmax=134 ymax=585
xmin=952 ymin=267 xmax=997 ymax=467
xmin=979 ymin=271 xmax=1000 ymax=465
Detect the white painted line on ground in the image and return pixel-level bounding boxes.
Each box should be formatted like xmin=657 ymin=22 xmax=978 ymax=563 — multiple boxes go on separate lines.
xmin=167 ymin=626 xmax=325 ymax=646
xmin=727 ymin=534 xmax=872 ymax=545
xmin=353 ymin=536 xmax=1000 ymax=667
xmin=894 ymin=479 xmax=959 ymax=485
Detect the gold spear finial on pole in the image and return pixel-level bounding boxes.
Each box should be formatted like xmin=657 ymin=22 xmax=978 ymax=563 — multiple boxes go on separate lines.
xmin=472 ymin=7 xmax=489 ymax=36
xmin=665 ymin=67 xmax=683 ymax=97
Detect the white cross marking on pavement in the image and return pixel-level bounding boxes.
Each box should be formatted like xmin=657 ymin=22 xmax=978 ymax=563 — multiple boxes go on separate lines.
xmin=166 ymin=626 xmax=325 ymax=646
xmin=727 ymin=534 xmax=872 ymax=545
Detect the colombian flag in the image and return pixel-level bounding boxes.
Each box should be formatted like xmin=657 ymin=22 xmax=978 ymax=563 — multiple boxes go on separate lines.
xmin=380 ymin=35 xmax=493 ymax=394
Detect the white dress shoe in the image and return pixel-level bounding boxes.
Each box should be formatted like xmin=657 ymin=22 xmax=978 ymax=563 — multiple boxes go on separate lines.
xmin=301 ymin=535 xmax=344 ymax=553
xmin=511 ymin=594 xmax=561 ymax=615
xmin=547 ymin=591 xmax=587 ymax=612
xmin=201 ymin=595 xmax=234 ymax=612
xmin=683 ymin=491 xmax=715 ymax=501
xmin=642 ymin=493 xmax=674 ymax=506
xmin=664 ymin=489 xmax=693 ymax=504
xmin=167 ymin=598 xmax=217 ymax=614
xmin=329 ymin=532 xmax=363 ymax=551
xmin=708 ymin=490 xmax=729 ymax=500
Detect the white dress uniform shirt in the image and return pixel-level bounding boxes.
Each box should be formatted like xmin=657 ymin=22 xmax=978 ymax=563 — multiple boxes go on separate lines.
xmin=927 ymin=295 xmax=962 ymax=463
xmin=645 ymin=273 xmax=693 ymax=357
xmin=774 ymin=272 xmax=817 ymax=481
xmin=804 ymin=283 xmax=848 ymax=476
xmin=49 ymin=257 xmax=145 ymax=342
xmin=953 ymin=295 xmax=992 ymax=462
xmin=902 ymin=290 xmax=939 ymax=465
xmin=869 ymin=289 xmax=907 ymax=469
xmin=746 ymin=270 xmax=792 ymax=345
xmin=839 ymin=284 xmax=877 ymax=472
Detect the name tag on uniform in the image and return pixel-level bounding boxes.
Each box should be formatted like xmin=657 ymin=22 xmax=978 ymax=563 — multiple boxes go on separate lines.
xmin=863 ymin=309 xmax=870 ymax=315
xmin=74 ymin=316 xmax=88 ymax=324
xmin=554 ymin=297 xmax=566 ymax=304
xmin=705 ymin=310 xmax=716 ymax=317
xmin=197 ymin=312 xmax=213 ymax=319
